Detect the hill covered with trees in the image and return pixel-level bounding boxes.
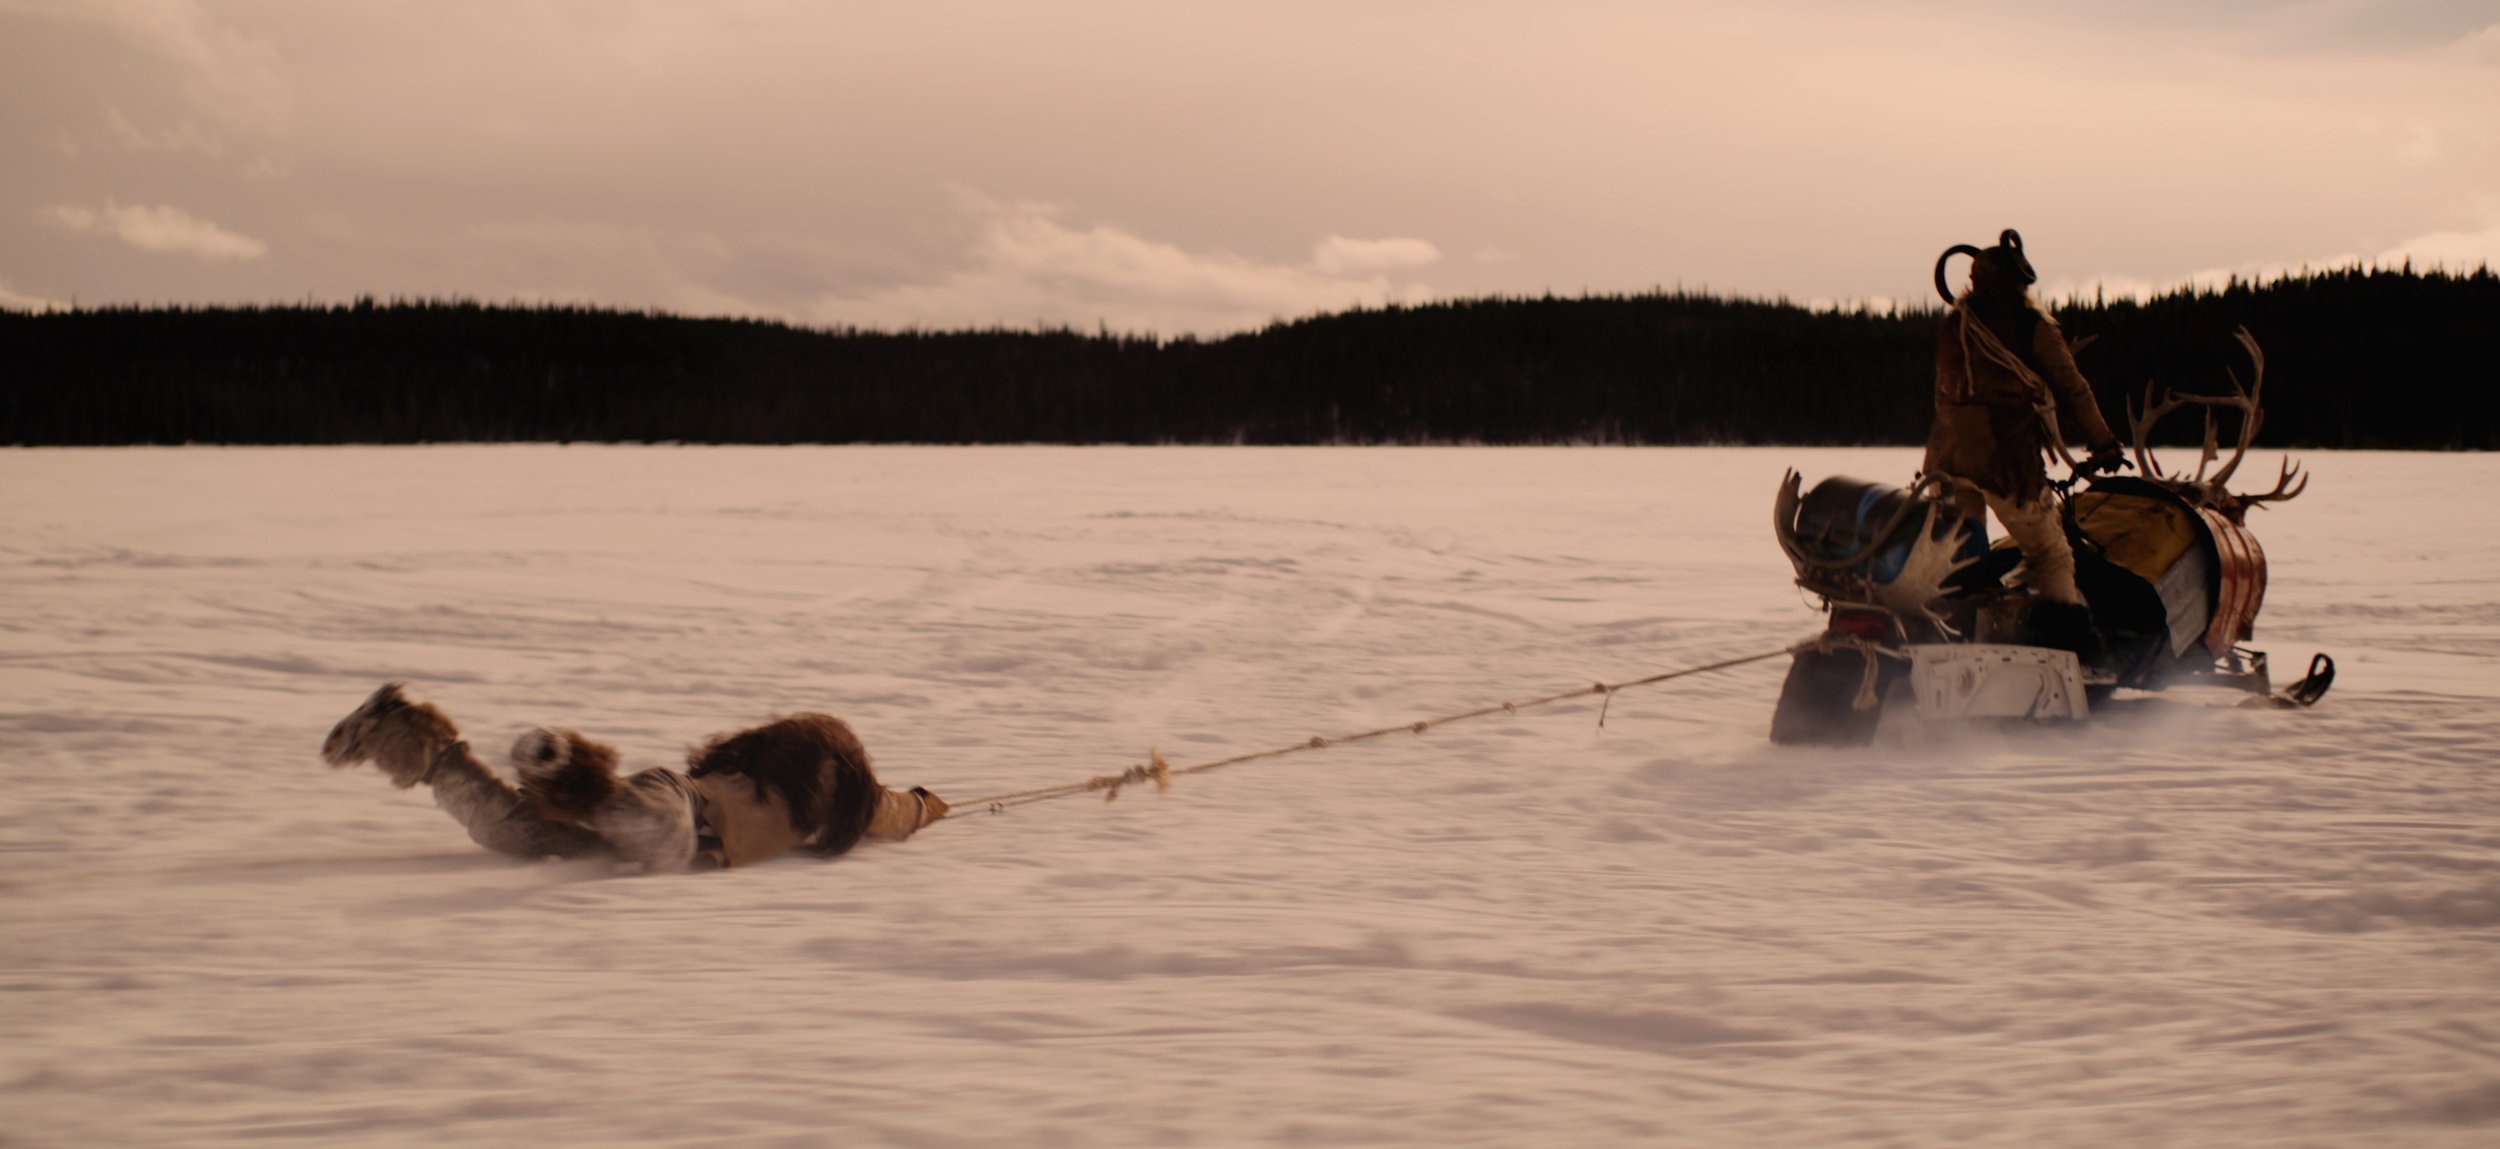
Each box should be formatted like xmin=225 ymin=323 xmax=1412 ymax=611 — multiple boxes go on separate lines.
xmin=3 ymin=265 xmax=2487 ymax=447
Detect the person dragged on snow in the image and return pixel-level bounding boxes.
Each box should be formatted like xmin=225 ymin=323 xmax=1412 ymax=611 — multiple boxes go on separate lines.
xmin=320 ymin=683 xmax=948 ymax=872
xmin=1923 ymin=229 xmax=2127 ymax=657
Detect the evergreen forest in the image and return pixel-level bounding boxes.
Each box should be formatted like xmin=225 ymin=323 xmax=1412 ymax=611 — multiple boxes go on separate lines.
xmin=3 ymin=265 xmax=2488 ymax=448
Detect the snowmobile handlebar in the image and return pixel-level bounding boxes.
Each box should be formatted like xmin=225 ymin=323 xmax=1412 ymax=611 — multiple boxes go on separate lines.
xmin=2050 ymin=452 xmax=2132 ymax=497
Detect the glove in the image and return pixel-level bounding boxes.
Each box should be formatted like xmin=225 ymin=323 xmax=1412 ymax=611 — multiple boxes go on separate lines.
xmin=2077 ymin=443 xmax=2131 ymax=477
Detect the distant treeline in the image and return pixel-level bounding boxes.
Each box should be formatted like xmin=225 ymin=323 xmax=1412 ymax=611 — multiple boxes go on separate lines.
xmin=3 ymin=264 xmax=2488 ymax=447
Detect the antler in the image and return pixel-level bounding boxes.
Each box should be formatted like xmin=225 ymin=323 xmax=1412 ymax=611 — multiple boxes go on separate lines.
xmin=2127 ymin=383 xmax=2192 ymax=479
xmin=2123 ymin=328 xmax=2305 ymax=521
xmin=2236 ymin=456 xmax=2309 ymax=512
xmin=1871 ymin=502 xmax=1976 ymax=633
xmin=2203 ymin=328 xmax=2265 ymax=489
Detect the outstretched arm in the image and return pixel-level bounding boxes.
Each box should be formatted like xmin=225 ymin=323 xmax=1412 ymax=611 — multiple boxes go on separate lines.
xmin=2031 ymin=319 xmax=2118 ymax=451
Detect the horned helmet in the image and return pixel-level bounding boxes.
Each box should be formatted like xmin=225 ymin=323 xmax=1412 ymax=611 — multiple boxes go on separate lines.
xmin=1933 ymin=229 xmax=2037 ymax=304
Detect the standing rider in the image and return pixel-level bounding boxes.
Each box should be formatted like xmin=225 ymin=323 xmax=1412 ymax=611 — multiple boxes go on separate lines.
xmin=1923 ymin=229 xmax=2127 ymax=652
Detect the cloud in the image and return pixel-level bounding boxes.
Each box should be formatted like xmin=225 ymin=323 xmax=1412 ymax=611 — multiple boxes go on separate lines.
xmin=2376 ymin=211 xmax=2500 ymax=270
xmin=812 ymin=198 xmax=1435 ymax=335
xmin=0 ymin=276 xmax=63 ymax=312
xmin=44 ymin=201 xmax=268 ymax=261
xmin=98 ymin=106 xmax=226 ymax=155
xmin=4 ymin=2 xmax=2491 ymax=317
xmin=2044 ymin=205 xmax=2498 ymax=303
xmin=49 ymin=107 xmax=229 ymax=159
xmin=7 ymin=0 xmax=290 ymax=131
xmin=1311 ymin=235 xmax=1439 ymax=275
xmin=2454 ymin=22 xmax=2500 ymax=66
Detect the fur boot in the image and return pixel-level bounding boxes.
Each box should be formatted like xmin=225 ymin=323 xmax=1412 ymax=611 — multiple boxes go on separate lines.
xmin=509 ymin=727 xmax=622 ymax=821
xmin=321 ymin=682 xmax=457 ymax=788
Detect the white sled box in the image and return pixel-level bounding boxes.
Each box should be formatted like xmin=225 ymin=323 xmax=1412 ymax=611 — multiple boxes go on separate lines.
xmin=1908 ymin=644 xmax=2089 ymax=721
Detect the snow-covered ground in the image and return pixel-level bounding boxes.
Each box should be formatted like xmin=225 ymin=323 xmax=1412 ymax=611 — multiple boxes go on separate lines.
xmin=3 ymin=446 xmax=2495 ymax=1148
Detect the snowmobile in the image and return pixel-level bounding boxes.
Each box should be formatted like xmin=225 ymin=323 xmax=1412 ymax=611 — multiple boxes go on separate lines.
xmin=1768 ymin=328 xmax=2333 ymax=745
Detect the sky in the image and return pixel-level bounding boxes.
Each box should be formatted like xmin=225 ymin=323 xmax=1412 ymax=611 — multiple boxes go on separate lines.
xmin=2 ymin=0 xmax=2495 ymax=334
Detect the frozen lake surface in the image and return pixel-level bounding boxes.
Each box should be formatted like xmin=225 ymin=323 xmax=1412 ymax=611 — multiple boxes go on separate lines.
xmin=3 ymin=446 xmax=2496 ymax=1147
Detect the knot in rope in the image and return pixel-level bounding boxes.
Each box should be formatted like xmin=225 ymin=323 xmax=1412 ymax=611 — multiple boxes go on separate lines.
xmin=1796 ymin=633 xmax=1902 ymax=712
xmin=1086 ymin=748 xmax=1174 ymax=802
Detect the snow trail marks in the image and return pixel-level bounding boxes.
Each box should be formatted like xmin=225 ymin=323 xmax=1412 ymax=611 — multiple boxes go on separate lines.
xmin=2 ymin=446 xmax=2495 ymax=1148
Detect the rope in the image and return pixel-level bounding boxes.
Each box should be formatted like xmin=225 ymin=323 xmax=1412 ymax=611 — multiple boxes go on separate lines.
xmin=942 ymin=642 xmax=1809 ymax=820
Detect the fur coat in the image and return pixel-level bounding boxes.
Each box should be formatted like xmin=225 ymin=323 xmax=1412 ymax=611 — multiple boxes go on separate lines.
xmin=1923 ymin=298 xmax=2119 ymax=501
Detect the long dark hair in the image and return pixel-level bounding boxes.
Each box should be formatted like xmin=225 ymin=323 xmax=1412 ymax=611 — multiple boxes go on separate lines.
xmin=686 ymin=713 xmax=882 ymax=856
